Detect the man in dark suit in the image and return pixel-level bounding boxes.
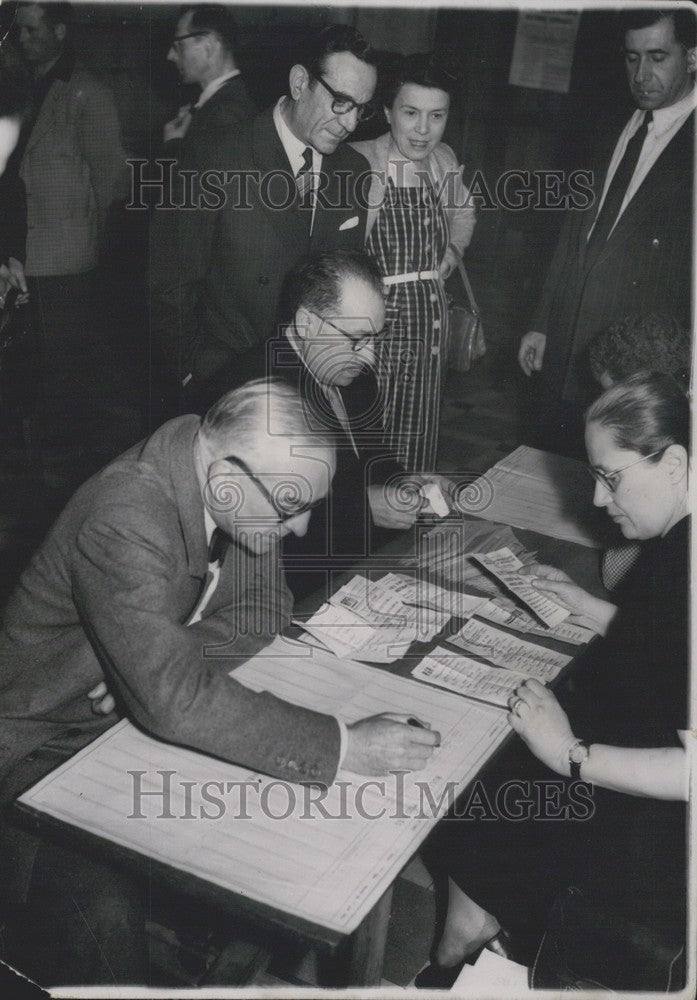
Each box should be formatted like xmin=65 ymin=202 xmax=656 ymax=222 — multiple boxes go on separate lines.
xmin=518 ymin=9 xmax=695 ymax=452
xmin=151 ymin=24 xmax=377 ymax=413
xmin=163 ymin=4 xmax=255 ymax=156
xmin=0 ymin=378 xmax=438 ymax=985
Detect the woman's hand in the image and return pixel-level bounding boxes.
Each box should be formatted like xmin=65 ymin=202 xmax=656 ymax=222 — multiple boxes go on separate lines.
xmin=507 ymin=679 xmax=575 ymax=775
xmin=438 ymin=246 xmax=459 ymax=281
xmin=520 ymin=563 xmax=617 ymax=635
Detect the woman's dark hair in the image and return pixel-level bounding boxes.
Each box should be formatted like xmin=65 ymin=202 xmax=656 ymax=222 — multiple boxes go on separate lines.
xmin=585 ymin=372 xmax=690 ymax=458
xmin=383 ymin=52 xmax=459 ymax=109
xmin=588 ymin=313 xmax=691 ymax=390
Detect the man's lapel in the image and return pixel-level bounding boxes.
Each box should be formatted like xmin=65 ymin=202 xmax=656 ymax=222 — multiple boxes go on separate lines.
xmin=585 ymin=112 xmax=694 ymax=271
xmin=22 ymin=79 xmax=62 ymax=156
xmin=250 ymin=108 xmax=311 ymax=250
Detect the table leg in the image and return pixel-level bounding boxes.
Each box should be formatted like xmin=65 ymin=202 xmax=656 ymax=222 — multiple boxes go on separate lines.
xmin=343 ymin=885 xmax=393 ymax=986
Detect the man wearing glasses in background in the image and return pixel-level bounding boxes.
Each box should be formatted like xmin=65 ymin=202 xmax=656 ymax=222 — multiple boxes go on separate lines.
xmin=163 ymin=4 xmax=255 ymax=156
xmin=151 ymin=24 xmax=378 ymax=416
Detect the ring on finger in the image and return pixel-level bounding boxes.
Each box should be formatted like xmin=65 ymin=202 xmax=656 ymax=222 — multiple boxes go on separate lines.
xmin=510 ymin=697 xmax=524 ymax=716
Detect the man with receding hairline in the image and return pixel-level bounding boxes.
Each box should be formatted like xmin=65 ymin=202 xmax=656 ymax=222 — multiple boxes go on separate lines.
xmin=0 ymin=377 xmax=439 ymax=985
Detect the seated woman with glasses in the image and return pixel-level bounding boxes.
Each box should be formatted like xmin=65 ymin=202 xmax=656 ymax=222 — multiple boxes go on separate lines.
xmin=352 ymin=52 xmax=475 ymax=473
xmin=418 ymin=372 xmax=689 ymax=990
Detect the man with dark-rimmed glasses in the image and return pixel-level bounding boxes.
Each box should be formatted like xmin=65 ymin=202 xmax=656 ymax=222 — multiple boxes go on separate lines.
xmin=151 ymin=24 xmax=378 ymax=416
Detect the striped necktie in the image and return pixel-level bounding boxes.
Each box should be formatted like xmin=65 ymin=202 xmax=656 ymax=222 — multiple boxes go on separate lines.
xmin=296 ymin=146 xmax=314 ymax=205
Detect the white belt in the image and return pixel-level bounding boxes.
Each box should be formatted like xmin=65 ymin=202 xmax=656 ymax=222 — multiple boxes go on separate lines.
xmin=382 ymin=269 xmax=440 ymax=286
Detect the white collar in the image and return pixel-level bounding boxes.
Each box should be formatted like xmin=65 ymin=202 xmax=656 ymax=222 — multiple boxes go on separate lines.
xmin=634 ymin=85 xmax=696 ymax=138
xmin=195 ymin=69 xmax=241 ymax=110
xmin=273 ymin=97 xmax=321 ymax=174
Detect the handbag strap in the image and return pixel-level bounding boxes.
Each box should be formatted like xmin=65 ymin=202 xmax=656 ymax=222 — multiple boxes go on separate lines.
xmin=449 ymin=244 xmax=480 ymax=316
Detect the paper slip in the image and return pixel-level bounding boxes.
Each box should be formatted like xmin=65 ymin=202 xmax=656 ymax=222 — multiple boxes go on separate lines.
xmin=453 ymin=946 xmax=530 ymax=994
xmin=477 ymin=598 xmax=597 ymax=645
xmin=472 ymin=547 xmax=570 ymax=627
xmin=380 ymin=572 xmax=486 ymax=618
xmin=295 ymin=603 xmax=413 ymax=662
xmin=421 ymin=480 xmax=450 ymax=517
xmin=413 ymin=647 xmax=531 ymax=708
xmin=295 ymin=574 xmax=449 ymax=662
xmin=329 ymin=574 xmax=409 ymax=624
xmin=449 ymin=619 xmax=570 ymax=681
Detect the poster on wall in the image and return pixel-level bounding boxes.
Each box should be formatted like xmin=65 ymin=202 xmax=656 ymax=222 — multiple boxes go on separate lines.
xmin=509 ymin=10 xmax=581 ymax=93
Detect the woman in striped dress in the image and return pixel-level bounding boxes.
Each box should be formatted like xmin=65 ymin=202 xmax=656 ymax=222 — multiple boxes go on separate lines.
xmin=352 ymin=54 xmax=475 ymax=472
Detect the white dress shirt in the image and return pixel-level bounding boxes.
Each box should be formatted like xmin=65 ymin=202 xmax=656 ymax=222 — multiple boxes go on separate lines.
xmin=591 ymin=86 xmax=696 ymax=239
xmin=194 ymin=68 xmax=241 ymax=110
xmin=273 ymin=98 xmax=321 ymax=232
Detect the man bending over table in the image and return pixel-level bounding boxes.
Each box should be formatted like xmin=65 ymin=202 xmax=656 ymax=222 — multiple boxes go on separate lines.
xmin=0 ymin=377 xmax=438 ymax=985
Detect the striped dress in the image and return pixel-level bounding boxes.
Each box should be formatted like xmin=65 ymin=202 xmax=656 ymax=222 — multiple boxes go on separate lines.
xmin=367 ymin=177 xmax=449 ymax=473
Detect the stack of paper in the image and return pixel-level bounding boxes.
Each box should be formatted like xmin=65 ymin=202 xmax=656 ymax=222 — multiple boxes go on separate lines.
xmin=465 ymin=445 xmax=606 ymax=548
xmin=294 ymin=574 xmax=451 ymax=662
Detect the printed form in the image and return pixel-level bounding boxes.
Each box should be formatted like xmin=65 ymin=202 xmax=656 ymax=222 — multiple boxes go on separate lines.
xmin=17 ymin=635 xmax=510 ymax=935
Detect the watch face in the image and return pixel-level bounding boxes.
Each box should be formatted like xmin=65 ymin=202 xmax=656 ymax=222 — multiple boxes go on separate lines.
xmin=570 ymin=742 xmax=590 ymax=764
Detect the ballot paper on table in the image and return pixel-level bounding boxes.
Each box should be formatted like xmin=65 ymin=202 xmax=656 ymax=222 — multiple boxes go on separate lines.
xmin=471 ymin=547 xmax=570 ymax=627
xmin=412 ymin=647 xmax=533 ymax=708
xmin=294 ymin=574 xmax=450 ymax=661
xmin=448 ymin=618 xmax=570 ymax=681
xmin=379 ymin=572 xmax=487 ymax=619
xmin=476 ymin=597 xmax=597 ymax=645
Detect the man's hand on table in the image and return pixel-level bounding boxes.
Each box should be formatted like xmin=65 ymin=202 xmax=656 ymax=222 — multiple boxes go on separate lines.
xmin=344 ymin=714 xmax=441 ymax=775
xmin=521 ymin=563 xmax=617 ymax=635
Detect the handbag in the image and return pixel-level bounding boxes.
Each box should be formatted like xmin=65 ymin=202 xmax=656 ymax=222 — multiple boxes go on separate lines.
xmin=447 ymin=249 xmax=486 ymax=373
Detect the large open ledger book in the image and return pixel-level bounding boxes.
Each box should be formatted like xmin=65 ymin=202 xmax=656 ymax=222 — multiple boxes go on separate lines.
xmin=17 ymin=636 xmax=510 ymax=935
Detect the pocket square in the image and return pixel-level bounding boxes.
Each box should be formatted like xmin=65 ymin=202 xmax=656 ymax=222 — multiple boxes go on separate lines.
xmin=339 ymin=216 xmax=359 ymax=231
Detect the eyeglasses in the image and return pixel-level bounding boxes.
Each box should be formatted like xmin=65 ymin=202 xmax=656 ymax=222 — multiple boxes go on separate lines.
xmin=311 ymin=73 xmax=375 ymax=121
xmin=587 ymin=448 xmax=665 ymax=493
xmin=224 ymin=455 xmax=325 ymax=523
xmin=171 ymin=30 xmax=209 ymax=48
xmin=314 ymin=313 xmax=389 ymax=353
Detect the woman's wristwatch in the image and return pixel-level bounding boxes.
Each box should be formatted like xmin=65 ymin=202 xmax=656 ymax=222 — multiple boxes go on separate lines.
xmin=568 ymin=739 xmax=591 ymax=780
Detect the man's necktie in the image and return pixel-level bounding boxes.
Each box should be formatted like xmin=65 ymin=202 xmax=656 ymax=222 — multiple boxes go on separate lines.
xmin=186 ymin=528 xmax=229 ymax=627
xmin=296 ymin=146 xmax=314 ymax=206
xmin=585 ymin=111 xmax=652 ymax=265
xmin=324 ymin=385 xmax=359 ymax=458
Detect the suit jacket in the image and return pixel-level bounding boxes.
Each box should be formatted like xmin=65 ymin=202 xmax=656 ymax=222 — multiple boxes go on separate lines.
xmin=269 ymin=340 xmax=405 ymax=597
xmin=534 ymin=112 xmax=694 ymax=404
xmin=150 ymin=105 xmax=370 ymax=390
xmin=0 ymin=170 xmax=26 ymax=266
xmin=164 ymin=75 xmax=256 ymax=163
xmin=0 ymin=416 xmax=341 ymax=798
xmin=19 ymin=65 xmax=127 ymax=276
xmin=351 ymin=132 xmax=476 ymax=253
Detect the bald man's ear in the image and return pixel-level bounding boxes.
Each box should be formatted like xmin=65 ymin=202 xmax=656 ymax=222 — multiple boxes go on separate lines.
xmin=289 ymin=63 xmax=310 ymax=101
xmin=687 ymin=47 xmax=697 ymax=73
xmin=294 ymin=306 xmax=318 ymax=340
